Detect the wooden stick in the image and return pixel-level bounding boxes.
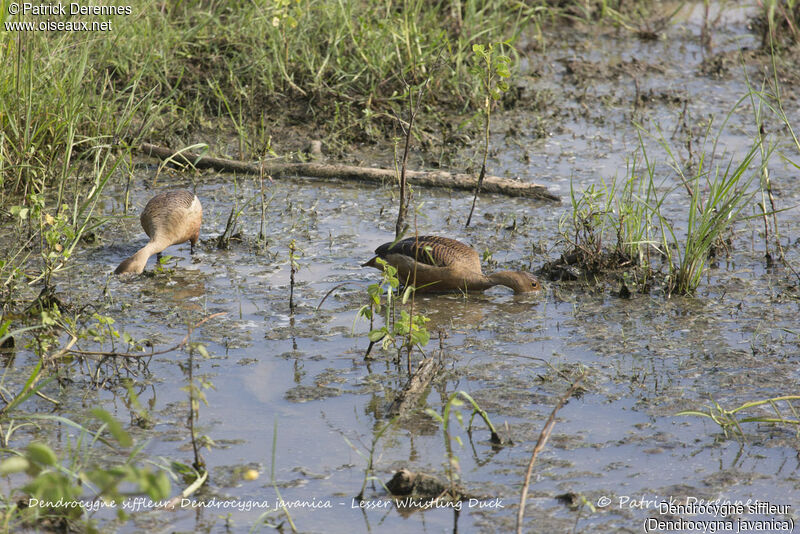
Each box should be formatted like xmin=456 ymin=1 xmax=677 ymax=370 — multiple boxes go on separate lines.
xmin=139 ymin=143 xmax=559 ymax=202
xmin=516 ymin=376 xmax=584 ymax=534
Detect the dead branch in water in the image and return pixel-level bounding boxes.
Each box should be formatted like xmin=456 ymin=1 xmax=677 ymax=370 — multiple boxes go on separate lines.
xmin=139 ymin=143 xmax=560 ymax=202
xmin=516 ymin=375 xmax=585 ymax=534
xmin=388 ymin=355 xmax=443 ymax=418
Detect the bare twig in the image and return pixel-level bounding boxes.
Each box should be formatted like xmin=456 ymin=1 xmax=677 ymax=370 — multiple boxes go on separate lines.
xmin=395 ymin=53 xmax=440 ymax=237
xmin=516 ymin=376 xmax=585 ymax=534
xmin=56 ymin=313 xmax=226 ymax=361
xmin=289 ymin=240 xmax=297 ymax=313
xmin=315 ymin=283 xmax=351 ymax=311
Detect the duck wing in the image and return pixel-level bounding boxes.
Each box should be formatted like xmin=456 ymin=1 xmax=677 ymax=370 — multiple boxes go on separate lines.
xmin=375 ymin=236 xmax=480 ymax=270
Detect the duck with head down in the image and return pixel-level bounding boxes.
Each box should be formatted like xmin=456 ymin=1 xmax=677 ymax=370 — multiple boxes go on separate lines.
xmin=362 ymin=235 xmax=541 ymax=294
xmin=114 ymin=189 xmax=202 ymax=275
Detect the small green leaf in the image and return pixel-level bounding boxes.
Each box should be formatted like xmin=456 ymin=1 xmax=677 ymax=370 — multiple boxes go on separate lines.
xmin=0 ymin=456 xmax=30 ymax=475
xmin=27 ymin=443 xmax=58 ymax=466
xmin=368 ymin=328 xmax=387 ymax=342
xmin=425 ymin=408 xmax=444 ymax=423
xmin=412 ymin=329 xmax=430 ymax=347
xmin=195 ymin=343 xmax=209 ymax=358
xmin=145 ymin=470 xmax=171 ymax=500
xmin=401 ymin=286 xmax=413 ymax=304
xmin=92 ymin=409 xmax=133 ymax=447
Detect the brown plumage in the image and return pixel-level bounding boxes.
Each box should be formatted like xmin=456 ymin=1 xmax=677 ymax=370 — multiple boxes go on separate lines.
xmin=114 ymin=189 xmax=202 ymax=274
xmin=362 ymin=236 xmax=541 ymax=294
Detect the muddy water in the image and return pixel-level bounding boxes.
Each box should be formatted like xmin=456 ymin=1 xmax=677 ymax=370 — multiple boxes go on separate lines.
xmin=7 ymin=3 xmax=800 ymax=533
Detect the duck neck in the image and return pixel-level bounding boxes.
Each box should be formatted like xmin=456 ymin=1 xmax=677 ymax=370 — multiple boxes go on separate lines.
xmin=114 ymin=239 xmax=168 ymax=274
xmin=457 ymin=271 xmax=497 ymax=292
xmin=486 ymin=271 xmax=524 ymax=293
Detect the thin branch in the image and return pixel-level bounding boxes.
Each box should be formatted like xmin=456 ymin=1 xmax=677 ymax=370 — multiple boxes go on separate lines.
xmin=516 ymin=376 xmax=584 ymax=534
xmin=54 ymin=313 xmax=226 ymax=361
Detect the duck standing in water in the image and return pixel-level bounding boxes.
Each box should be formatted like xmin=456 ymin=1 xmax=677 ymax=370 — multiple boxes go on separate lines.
xmin=362 ymin=235 xmax=541 ymax=294
xmin=114 ymin=189 xmax=202 ymax=274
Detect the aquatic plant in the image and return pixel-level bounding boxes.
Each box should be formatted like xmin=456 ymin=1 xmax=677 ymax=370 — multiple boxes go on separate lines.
xmin=558 ymin=105 xmax=762 ymax=296
xmin=425 ymin=393 xmax=466 ymax=496
xmin=343 ymin=418 xmax=397 ymax=501
xmin=0 ymin=309 xmax=224 ymax=529
xmin=357 ymin=257 xmax=431 ymax=366
xmin=678 ymin=395 xmax=800 ymax=439
xmin=648 ymin=133 xmax=759 ymax=296
xmin=756 ymin=0 xmax=800 ymax=48
xmin=743 ymin=55 xmax=800 ymax=264
xmin=425 ymin=391 xmax=503 ymax=497
xmin=182 ymin=335 xmax=212 ymax=472
xmin=359 ymin=73 xmax=436 ymax=369
xmin=252 ymin=419 xmax=298 ymax=532
xmin=558 ymin=164 xmax=657 ymax=288
xmin=289 ymin=239 xmax=301 ymax=313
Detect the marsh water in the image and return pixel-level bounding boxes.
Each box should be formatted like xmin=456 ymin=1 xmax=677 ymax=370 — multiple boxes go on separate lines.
xmin=6 ymin=3 xmax=800 ymax=533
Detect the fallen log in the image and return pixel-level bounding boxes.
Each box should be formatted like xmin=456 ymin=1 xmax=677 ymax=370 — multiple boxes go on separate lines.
xmin=139 ymin=143 xmax=560 ymax=202
xmin=388 ymin=355 xmax=443 ymax=418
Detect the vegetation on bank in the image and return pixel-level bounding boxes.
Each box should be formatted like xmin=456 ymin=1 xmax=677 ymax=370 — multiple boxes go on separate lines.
xmin=550 ymin=60 xmax=797 ymax=296
xmin=1 ymin=0 xmax=800 ymax=530
xmin=3 ymin=0 xmax=797 ymax=201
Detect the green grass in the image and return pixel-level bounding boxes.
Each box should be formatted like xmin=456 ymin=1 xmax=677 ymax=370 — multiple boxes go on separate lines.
xmin=757 ymin=0 xmax=800 ymax=48
xmin=678 ymin=395 xmax=800 ymax=439
xmin=0 ymin=0 xmax=678 ymax=204
xmin=558 ymin=158 xmax=658 ymax=283
xmin=559 ymin=113 xmax=762 ymax=296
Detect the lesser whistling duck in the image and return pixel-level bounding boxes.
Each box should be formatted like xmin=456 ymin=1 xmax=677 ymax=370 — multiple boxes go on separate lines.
xmin=362 ymin=235 xmax=541 ymax=294
xmin=114 ymin=189 xmax=202 ymax=274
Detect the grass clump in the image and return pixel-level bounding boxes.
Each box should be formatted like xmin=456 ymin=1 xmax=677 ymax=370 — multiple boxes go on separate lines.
xmin=111 ymin=0 xmax=539 ymax=150
xmin=0 ymin=0 xmax=539 ymax=199
xmin=553 ymin=119 xmax=762 ymax=296
xmin=655 ymin=139 xmax=758 ymax=295
xmin=553 ymin=155 xmax=659 ymax=290
xmin=755 ymin=0 xmax=800 ymax=48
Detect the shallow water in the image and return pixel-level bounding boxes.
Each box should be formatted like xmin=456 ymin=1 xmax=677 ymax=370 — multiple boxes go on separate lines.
xmin=4 ymin=3 xmax=800 ymax=533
